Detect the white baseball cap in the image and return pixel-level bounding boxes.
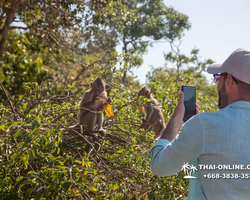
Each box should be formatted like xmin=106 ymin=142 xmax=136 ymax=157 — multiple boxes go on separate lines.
xmin=207 ymin=48 xmax=250 ymax=84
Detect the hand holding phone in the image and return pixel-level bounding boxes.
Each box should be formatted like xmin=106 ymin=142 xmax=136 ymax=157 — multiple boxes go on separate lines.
xmin=181 ymin=85 xmax=196 ymax=122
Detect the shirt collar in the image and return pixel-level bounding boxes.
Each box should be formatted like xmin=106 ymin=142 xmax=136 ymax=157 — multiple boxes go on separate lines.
xmin=226 ymin=101 xmax=250 ymax=109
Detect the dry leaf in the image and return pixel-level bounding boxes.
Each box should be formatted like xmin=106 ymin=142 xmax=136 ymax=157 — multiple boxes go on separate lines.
xmin=105 ymin=103 xmax=114 ymax=117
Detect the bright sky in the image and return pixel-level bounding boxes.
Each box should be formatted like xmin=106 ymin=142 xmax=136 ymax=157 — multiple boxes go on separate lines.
xmin=133 ymin=0 xmax=250 ymax=85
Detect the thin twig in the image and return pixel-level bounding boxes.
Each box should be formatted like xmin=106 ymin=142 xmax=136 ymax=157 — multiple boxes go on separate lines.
xmin=71 ymin=58 xmax=105 ymax=84
xmin=105 ymin=120 xmax=141 ymax=126
xmin=114 ymin=100 xmax=137 ymax=115
xmin=0 ymin=82 xmax=18 ymax=120
xmin=70 ymin=129 xmax=127 ymax=199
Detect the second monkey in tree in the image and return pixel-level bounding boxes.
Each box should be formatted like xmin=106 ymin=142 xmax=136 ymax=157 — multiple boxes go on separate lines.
xmin=138 ymin=87 xmax=165 ymax=138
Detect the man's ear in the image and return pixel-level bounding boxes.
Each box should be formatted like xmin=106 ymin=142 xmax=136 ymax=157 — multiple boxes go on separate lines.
xmin=225 ymin=75 xmax=234 ymax=91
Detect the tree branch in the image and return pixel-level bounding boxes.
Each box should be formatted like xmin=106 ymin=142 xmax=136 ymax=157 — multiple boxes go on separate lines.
xmin=70 ymin=129 xmax=126 ymax=198
xmin=71 ymin=58 xmax=105 ymax=84
xmin=0 ymin=0 xmax=20 ymax=61
xmin=0 ymin=82 xmax=18 ymax=121
xmin=0 ymin=12 xmax=5 ymax=28
xmin=9 ymin=25 xmax=30 ymax=30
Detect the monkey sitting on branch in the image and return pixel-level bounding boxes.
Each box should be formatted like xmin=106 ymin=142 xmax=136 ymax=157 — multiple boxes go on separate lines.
xmin=79 ymin=77 xmax=113 ymax=136
xmin=138 ymin=87 xmax=165 ymax=138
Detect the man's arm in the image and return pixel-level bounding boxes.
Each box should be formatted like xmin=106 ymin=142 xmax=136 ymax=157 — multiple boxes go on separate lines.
xmin=160 ymin=91 xmax=185 ymax=141
xmin=151 ymin=116 xmax=204 ymax=176
xmin=151 ymin=91 xmax=203 ymax=176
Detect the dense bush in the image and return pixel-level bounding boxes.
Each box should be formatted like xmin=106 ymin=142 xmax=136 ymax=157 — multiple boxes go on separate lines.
xmin=0 ymin=70 xmax=217 ymax=199
xmin=0 ymin=1 xmax=218 ymax=199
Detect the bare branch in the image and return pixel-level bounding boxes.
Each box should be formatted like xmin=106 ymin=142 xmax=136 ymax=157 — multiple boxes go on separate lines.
xmin=71 ymin=58 xmax=105 ymax=84
xmin=0 ymin=0 xmax=20 ymax=61
xmin=0 ymin=12 xmax=5 ymax=28
xmin=9 ymin=26 xmax=30 ymax=30
xmin=70 ymin=129 xmax=127 ymax=198
xmin=0 ymin=82 xmax=19 ymax=121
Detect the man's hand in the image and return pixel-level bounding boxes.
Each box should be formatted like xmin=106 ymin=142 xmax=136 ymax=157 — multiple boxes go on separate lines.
xmin=157 ymin=91 xmax=200 ymax=142
xmin=196 ymin=104 xmax=200 ymax=115
xmin=171 ymin=90 xmax=200 ymax=130
xmin=171 ymin=90 xmax=185 ymax=130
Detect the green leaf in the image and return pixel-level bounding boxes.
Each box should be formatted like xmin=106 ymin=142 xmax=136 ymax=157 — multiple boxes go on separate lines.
xmin=57 ymin=160 xmax=63 ymax=165
xmin=25 ymin=136 xmax=32 ymax=145
xmin=0 ymin=125 xmax=5 ymax=131
xmin=21 ymin=103 xmax=27 ymax=111
xmin=74 ymin=160 xmax=81 ymax=164
xmin=30 ymin=149 xmax=35 ymax=159
xmin=22 ymin=155 xmax=30 ymax=169
xmin=32 ymin=121 xmax=40 ymax=129
xmin=28 ymin=171 xmax=38 ymax=175
xmin=10 ymin=153 xmax=17 ymax=161
xmin=112 ymin=183 xmax=119 ymax=191
xmin=14 ymin=129 xmax=21 ymax=138
xmin=62 ymin=182 xmax=71 ymax=191
xmin=57 ymin=147 xmax=60 ymax=155
xmin=47 ymin=129 xmax=50 ymax=137
xmin=0 ymin=172 xmax=5 ymax=179
xmin=72 ymin=167 xmax=80 ymax=173
xmin=30 ymin=127 xmax=38 ymax=135
xmin=131 ymin=104 xmax=137 ymax=112
xmin=40 ymin=136 xmax=47 ymax=146
xmin=16 ymin=176 xmax=24 ymax=183
xmin=14 ymin=176 xmax=28 ymax=192
xmin=16 ymin=142 xmax=24 ymax=147
xmin=116 ymin=149 xmax=125 ymax=154
xmin=88 ymin=186 xmax=98 ymax=192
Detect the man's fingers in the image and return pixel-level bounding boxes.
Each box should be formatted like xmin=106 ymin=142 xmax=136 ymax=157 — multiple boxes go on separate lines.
xmin=196 ymin=104 xmax=200 ymax=114
xmin=178 ymin=90 xmax=184 ymax=105
xmin=172 ymin=90 xmax=185 ymax=128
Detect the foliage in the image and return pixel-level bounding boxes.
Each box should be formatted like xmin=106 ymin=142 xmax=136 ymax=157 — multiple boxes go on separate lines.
xmin=0 ymin=0 xmax=192 ymax=89
xmin=0 ymin=0 xmax=118 ymax=59
xmin=0 ymin=31 xmax=51 ymax=103
xmin=0 ymin=67 xmax=219 ymax=199
xmin=146 ymin=42 xmax=218 ymax=112
xmin=0 ymin=1 xmax=220 ymax=199
xmin=106 ymin=0 xmax=191 ymax=84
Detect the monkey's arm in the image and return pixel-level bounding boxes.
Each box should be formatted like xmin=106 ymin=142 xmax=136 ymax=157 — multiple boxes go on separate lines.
xmin=80 ymin=91 xmax=95 ymax=108
xmin=144 ymin=103 xmax=154 ymax=125
xmin=97 ymin=112 xmax=104 ymax=130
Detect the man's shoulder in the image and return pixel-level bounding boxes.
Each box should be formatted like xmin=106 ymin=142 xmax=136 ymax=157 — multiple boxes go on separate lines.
xmin=197 ymin=109 xmax=224 ymax=119
xmin=188 ymin=110 xmax=222 ymax=125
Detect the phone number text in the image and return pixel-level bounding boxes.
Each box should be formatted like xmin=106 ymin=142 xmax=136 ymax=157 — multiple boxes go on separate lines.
xmin=203 ymin=173 xmax=250 ymax=179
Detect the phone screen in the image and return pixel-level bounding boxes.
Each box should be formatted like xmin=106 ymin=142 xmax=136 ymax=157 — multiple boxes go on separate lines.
xmin=182 ymin=85 xmax=196 ymax=122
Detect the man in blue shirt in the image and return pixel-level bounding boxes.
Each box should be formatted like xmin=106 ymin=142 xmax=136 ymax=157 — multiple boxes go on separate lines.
xmin=151 ymin=48 xmax=250 ymax=199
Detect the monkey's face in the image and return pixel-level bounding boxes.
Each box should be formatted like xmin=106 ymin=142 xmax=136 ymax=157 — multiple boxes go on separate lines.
xmin=91 ymin=77 xmax=105 ymax=96
xmin=95 ymin=86 xmax=105 ymax=96
xmin=138 ymin=87 xmax=150 ymax=97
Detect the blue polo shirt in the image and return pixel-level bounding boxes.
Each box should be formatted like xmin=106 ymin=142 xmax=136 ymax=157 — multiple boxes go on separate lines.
xmin=151 ymin=101 xmax=250 ymax=199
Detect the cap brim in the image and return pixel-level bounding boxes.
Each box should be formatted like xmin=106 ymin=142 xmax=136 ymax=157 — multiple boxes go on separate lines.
xmin=207 ymin=64 xmax=225 ymax=74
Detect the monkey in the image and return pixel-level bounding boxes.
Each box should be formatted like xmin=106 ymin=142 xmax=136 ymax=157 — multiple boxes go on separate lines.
xmin=79 ymin=77 xmax=111 ymax=136
xmin=121 ymin=71 xmax=127 ymax=86
xmin=138 ymin=87 xmax=165 ymax=138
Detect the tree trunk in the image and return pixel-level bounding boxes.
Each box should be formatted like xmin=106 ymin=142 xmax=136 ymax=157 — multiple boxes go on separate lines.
xmin=0 ymin=0 xmax=20 ymax=62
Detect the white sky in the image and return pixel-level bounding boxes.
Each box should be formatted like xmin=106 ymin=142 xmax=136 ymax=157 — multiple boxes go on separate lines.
xmin=132 ymin=0 xmax=250 ymax=84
